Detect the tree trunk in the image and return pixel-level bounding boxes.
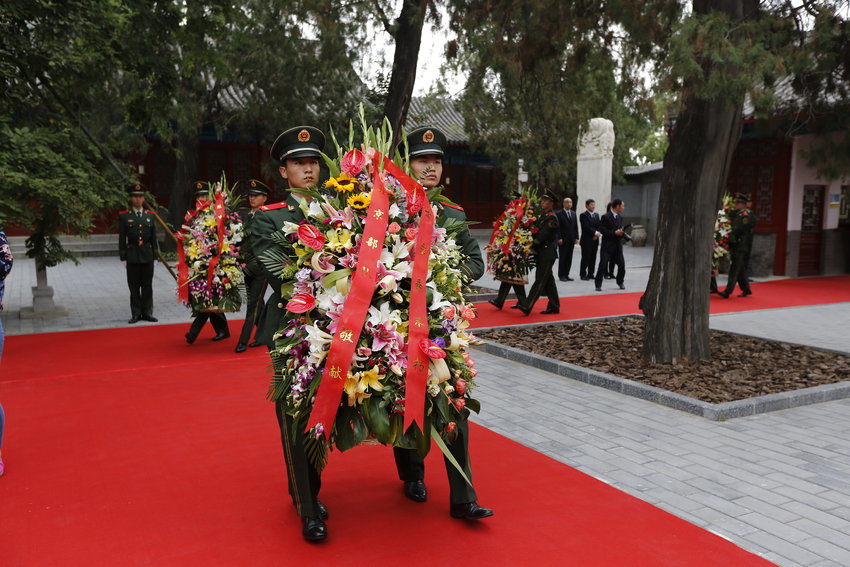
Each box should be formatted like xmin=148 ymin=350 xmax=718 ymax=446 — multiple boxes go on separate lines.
xmin=168 ymin=132 xmax=201 ymax=241
xmin=383 ymin=0 xmax=428 ymax=147
xmin=641 ymin=0 xmax=753 ymax=363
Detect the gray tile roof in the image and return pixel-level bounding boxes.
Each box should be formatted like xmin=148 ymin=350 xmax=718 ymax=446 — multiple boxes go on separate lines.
xmin=405 ymin=97 xmax=468 ymax=144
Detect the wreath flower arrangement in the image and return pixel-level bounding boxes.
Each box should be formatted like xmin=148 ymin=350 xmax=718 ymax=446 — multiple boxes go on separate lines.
xmin=485 ymin=188 xmax=539 ymax=284
xmin=260 ymin=119 xmax=481 ymax=464
xmin=713 ymin=194 xmax=734 ymax=267
xmin=176 ymin=177 xmax=245 ymax=314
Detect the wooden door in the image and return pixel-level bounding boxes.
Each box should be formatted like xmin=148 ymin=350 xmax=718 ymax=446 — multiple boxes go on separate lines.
xmin=799 ymin=185 xmax=825 ymax=276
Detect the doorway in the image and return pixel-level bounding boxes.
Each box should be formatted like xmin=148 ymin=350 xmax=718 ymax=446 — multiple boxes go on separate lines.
xmin=799 ymin=185 xmax=825 ymax=276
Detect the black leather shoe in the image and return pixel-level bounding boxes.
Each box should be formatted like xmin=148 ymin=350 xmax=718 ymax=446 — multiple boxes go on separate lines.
xmin=301 ymin=516 xmax=327 ymax=542
xmin=540 ymin=308 xmax=559 ymax=315
xmin=317 ymin=499 xmax=329 ymax=520
xmin=211 ymin=332 xmax=230 ymax=342
xmin=595 ymin=287 xmax=602 ymax=292
xmin=618 ymin=284 xmax=625 ymax=290
xmin=141 ymin=314 xmax=158 ymax=322
xmin=487 ymin=299 xmax=503 ymax=310
xmin=450 ymin=501 xmax=494 ymax=520
xmin=128 ymin=316 xmax=141 ymax=324
xmin=235 ymin=343 xmax=247 ymax=353
xmin=718 ymin=291 xmax=730 ymax=299
xmin=509 ymin=303 xmax=522 ymax=309
xmin=518 ymin=305 xmax=532 ymax=316
xmin=185 ymin=332 xmax=197 ymax=345
xmin=248 ymin=340 xmax=263 ymax=348
xmin=738 ymin=291 xmax=752 ymax=297
xmin=559 ymin=277 xmax=568 ymax=282
xmin=566 ymin=276 xmax=574 ymax=281
xmin=580 ymin=276 xmax=590 ymax=281
xmin=604 ymin=275 xmax=613 ymax=279
xmin=403 ymin=480 xmax=428 ymax=502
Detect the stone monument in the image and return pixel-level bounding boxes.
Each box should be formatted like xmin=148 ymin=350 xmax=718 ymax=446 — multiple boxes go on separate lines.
xmin=577 ymin=118 xmax=614 ymax=216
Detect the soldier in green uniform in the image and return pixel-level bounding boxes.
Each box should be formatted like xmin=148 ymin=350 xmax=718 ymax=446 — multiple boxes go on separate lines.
xmin=250 ymin=126 xmax=328 ymax=541
xmin=392 ymin=127 xmax=493 ymax=521
xmin=719 ymin=196 xmax=755 ymax=298
xmin=519 ymin=189 xmax=561 ymax=315
xmin=234 ymin=179 xmax=270 ymax=353
xmin=185 ymin=182 xmax=230 ymax=343
xmin=118 ymin=183 xmax=158 ymax=324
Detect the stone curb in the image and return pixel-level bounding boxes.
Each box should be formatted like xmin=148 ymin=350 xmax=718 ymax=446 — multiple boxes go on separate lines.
xmin=474 ymin=322 xmax=850 ymax=421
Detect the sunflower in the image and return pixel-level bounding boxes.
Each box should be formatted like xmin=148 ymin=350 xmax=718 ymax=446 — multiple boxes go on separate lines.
xmin=347 ymin=192 xmax=371 ymax=210
xmin=325 ymin=172 xmax=358 ymax=193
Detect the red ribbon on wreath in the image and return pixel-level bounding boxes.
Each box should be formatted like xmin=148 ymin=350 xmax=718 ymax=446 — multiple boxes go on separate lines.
xmin=306 ymin=154 xmax=436 ymax=437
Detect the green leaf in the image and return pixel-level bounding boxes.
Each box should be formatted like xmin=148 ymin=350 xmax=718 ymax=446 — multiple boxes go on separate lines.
xmin=431 ymin=425 xmax=472 ymax=487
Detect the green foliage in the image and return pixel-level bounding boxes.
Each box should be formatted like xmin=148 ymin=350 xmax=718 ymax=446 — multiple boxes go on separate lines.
xmin=444 ymin=0 xmax=681 ymax=191
xmin=0 ymin=122 xmax=124 ymax=268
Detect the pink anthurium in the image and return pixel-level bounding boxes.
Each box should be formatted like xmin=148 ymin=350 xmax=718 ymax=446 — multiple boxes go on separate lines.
xmin=419 ymin=338 xmax=446 ymax=359
xmin=341 ymin=149 xmax=367 ymax=175
xmin=286 ymin=293 xmax=316 ymax=313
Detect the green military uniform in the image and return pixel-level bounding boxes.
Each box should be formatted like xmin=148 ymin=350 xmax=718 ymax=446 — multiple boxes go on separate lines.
xmin=118 ymin=184 xmax=158 ymax=321
xmin=252 ymin=127 xmax=325 ymax=527
xmin=520 ymin=191 xmax=561 ymax=315
xmin=722 ymin=203 xmax=755 ymax=297
xmin=235 ymin=180 xmax=271 ymax=350
xmin=391 ymin=126 xmax=491 ymax=519
xmin=393 ymin=199 xmax=484 ymax=506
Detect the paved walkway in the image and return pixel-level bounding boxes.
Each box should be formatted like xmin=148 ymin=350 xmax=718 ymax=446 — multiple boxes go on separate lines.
xmin=3 ymin=243 xmax=850 ymax=566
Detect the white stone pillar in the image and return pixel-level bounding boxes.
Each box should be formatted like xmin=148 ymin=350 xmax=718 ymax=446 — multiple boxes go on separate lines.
xmin=576 ymin=118 xmax=615 ymax=214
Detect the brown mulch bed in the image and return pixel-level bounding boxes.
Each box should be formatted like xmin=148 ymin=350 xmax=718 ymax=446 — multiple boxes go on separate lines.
xmin=476 ymin=317 xmax=850 ymax=404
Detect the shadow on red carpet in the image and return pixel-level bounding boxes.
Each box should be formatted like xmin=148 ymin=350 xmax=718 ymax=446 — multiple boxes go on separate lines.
xmin=470 ymin=274 xmax=850 ymax=328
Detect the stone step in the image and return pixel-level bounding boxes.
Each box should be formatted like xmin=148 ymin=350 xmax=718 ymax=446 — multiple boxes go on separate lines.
xmin=8 ymin=234 xmax=122 ymax=258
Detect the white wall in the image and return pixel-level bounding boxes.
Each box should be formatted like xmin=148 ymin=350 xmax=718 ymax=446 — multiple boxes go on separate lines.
xmin=788 ymin=133 xmax=848 ymax=231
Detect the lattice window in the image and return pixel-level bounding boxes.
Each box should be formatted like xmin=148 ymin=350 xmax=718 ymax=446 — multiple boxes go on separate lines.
xmin=755 ymin=166 xmax=774 ymax=222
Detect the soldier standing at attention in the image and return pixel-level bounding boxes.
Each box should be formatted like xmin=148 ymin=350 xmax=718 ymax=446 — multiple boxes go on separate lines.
xmin=719 ymin=195 xmax=755 ymax=298
xmin=251 ymin=126 xmax=329 ymax=542
xmin=185 ymin=182 xmax=230 ymax=343
xmin=392 ymin=127 xmax=494 ymax=522
xmin=519 ymin=189 xmax=561 ymax=315
xmin=235 ymin=179 xmax=270 ymax=353
xmin=118 ymin=183 xmax=158 ymax=324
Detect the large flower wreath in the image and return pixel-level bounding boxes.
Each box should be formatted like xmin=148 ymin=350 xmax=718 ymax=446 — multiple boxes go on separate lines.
xmin=485 ymin=189 xmax=539 ymax=284
xmin=176 ymin=177 xmax=245 ymax=314
xmin=260 ymin=122 xmax=481 ymax=466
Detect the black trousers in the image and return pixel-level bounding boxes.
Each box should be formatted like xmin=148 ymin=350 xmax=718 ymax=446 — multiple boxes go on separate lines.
xmin=492 ymin=281 xmax=527 ymax=308
xmin=557 ymin=242 xmax=575 ymax=279
xmin=579 ymin=241 xmax=598 ymax=279
xmin=126 ymin=261 xmax=154 ymax=317
xmin=595 ymin=247 xmax=625 ymax=288
xmin=523 ymin=258 xmax=559 ymax=311
xmin=392 ymin=420 xmax=477 ymax=505
xmin=237 ymin=273 xmax=268 ymax=345
xmin=187 ymin=312 xmax=229 ymax=338
xmin=724 ymin=247 xmax=752 ymax=295
xmin=275 ymin=401 xmax=322 ymax=517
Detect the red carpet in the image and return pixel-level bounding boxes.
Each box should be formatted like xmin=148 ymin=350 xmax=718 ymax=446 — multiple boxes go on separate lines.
xmin=471 ymin=274 xmax=850 ymax=328
xmin=0 ymin=326 xmax=775 ymax=566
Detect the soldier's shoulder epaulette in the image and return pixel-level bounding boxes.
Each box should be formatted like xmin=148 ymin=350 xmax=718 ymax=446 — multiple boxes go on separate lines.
xmin=259 ymin=202 xmax=287 ymax=211
xmin=441 ymin=201 xmax=464 ymax=212
xmin=146 ymin=210 xmax=156 ymax=215
xmin=740 ymin=210 xmax=750 ymax=216
xmin=118 ymin=210 xmax=129 ymax=214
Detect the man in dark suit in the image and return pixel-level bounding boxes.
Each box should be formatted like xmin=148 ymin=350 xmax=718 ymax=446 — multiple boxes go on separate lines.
xmin=519 ymin=189 xmax=561 ymax=315
xmin=118 ymin=183 xmax=158 ymax=324
xmin=594 ymin=198 xmax=627 ymax=291
xmin=234 ymin=179 xmax=270 ymax=353
xmin=556 ymin=197 xmax=579 ymax=281
xmin=579 ymin=198 xmax=601 ymax=280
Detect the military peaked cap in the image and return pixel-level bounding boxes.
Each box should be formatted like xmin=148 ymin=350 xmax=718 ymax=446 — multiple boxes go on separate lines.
xmin=193 ymin=181 xmax=212 ymax=196
xmin=126 ymin=183 xmax=146 ymax=196
xmin=406 ymin=127 xmax=447 ymax=157
xmin=541 ymin=189 xmax=558 ymax=202
xmin=270 ymin=126 xmax=326 ymax=162
xmin=247 ymin=179 xmax=271 ymax=196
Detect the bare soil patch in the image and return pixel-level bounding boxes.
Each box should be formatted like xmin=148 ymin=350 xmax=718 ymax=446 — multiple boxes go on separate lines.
xmin=476 ymin=317 xmax=850 ymax=404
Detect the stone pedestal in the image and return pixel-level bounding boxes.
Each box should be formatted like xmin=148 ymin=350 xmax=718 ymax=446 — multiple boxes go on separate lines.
xmin=19 ymin=268 xmax=67 ymax=319
xmin=577 ymin=118 xmax=615 ymax=215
